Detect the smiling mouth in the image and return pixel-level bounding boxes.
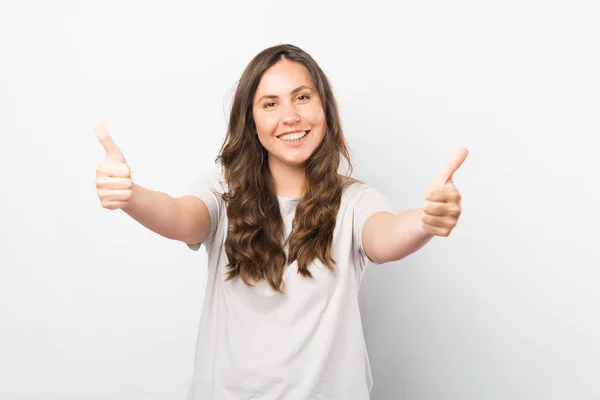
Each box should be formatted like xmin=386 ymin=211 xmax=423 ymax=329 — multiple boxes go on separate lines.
xmin=278 ymin=130 xmax=311 ymax=142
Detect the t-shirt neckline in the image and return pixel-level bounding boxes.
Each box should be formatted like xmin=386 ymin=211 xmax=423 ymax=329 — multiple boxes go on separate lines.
xmin=277 ymin=196 xmax=301 ymax=202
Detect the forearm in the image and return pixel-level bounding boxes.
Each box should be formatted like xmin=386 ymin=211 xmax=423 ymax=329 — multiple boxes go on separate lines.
xmin=382 ymin=208 xmax=435 ymax=262
xmin=121 ymin=183 xmax=184 ymax=241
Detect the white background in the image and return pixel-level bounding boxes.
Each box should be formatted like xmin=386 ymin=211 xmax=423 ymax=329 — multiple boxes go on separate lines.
xmin=1 ymin=0 xmax=598 ymax=399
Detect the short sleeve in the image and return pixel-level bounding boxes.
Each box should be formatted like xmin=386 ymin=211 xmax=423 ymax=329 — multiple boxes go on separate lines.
xmin=184 ymin=166 xmax=225 ymax=251
xmin=353 ymin=184 xmax=396 ymax=265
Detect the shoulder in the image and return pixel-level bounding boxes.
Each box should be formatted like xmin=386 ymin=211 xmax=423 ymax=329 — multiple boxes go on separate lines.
xmin=185 ymin=163 xmax=228 ymax=201
xmin=341 ymin=176 xmax=380 ymax=203
xmin=340 ymin=177 xmax=395 ymax=221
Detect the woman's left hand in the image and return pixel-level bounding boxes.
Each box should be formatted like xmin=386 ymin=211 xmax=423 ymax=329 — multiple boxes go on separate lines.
xmin=421 ymin=148 xmax=469 ymax=237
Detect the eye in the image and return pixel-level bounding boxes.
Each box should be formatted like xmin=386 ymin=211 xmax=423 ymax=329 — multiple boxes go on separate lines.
xmin=297 ymin=94 xmax=310 ymax=101
xmin=263 ymin=101 xmax=276 ymax=109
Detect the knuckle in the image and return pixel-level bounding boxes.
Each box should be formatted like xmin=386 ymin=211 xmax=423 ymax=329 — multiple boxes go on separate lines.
xmin=424 ymin=202 xmax=436 ymax=214
xmin=106 ymin=202 xmax=120 ymax=210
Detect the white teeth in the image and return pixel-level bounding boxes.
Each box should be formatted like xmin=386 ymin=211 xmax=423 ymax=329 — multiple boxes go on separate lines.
xmin=279 ymin=131 xmax=308 ymax=141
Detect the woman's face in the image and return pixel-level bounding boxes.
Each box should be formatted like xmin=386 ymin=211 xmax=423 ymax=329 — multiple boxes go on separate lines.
xmin=252 ymin=59 xmax=326 ymax=168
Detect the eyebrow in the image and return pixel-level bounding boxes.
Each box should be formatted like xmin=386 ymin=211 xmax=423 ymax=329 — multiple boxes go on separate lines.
xmin=256 ymin=85 xmax=314 ymax=104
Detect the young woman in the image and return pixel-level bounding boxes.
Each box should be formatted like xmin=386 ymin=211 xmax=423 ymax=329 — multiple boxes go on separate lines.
xmin=94 ymin=44 xmax=467 ymax=400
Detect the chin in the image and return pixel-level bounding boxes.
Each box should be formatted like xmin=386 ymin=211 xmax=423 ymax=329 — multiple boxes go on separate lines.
xmin=270 ymin=153 xmax=309 ymax=167
xmin=282 ymin=158 xmax=309 ymax=167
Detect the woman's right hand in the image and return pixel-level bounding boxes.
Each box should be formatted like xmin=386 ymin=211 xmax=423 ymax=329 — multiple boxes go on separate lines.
xmin=94 ymin=123 xmax=134 ymax=210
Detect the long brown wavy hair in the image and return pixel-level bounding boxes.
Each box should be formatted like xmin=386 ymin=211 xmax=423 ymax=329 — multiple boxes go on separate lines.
xmin=216 ymin=44 xmax=359 ymax=294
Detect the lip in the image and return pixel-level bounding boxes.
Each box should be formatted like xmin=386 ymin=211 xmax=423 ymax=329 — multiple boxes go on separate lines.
xmin=276 ymin=129 xmax=310 ymax=138
xmin=277 ymin=129 xmax=311 ymax=145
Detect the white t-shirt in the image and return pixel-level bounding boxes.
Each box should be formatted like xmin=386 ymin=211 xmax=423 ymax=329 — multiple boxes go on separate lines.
xmin=184 ymin=166 xmax=395 ymax=400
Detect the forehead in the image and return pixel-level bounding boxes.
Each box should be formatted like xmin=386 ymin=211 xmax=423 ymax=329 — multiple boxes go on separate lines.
xmin=255 ymin=60 xmax=315 ymax=96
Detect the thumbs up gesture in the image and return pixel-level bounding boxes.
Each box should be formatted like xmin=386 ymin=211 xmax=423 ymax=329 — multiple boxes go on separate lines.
xmin=94 ymin=123 xmax=134 ymax=210
xmin=420 ymin=148 xmax=468 ymax=237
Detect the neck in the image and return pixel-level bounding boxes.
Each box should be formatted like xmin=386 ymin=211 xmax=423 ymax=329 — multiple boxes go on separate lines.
xmin=268 ymin=157 xmax=306 ymax=198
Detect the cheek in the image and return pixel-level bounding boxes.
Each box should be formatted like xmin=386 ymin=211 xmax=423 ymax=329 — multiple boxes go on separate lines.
xmin=310 ymin=102 xmax=326 ymax=124
xmin=312 ymin=108 xmax=326 ymax=132
xmin=318 ymin=111 xmax=326 ymax=127
xmin=254 ymin=112 xmax=279 ymax=134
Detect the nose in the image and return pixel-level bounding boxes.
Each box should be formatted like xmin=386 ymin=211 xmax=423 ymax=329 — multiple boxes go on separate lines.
xmin=281 ymin=106 xmax=301 ymax=125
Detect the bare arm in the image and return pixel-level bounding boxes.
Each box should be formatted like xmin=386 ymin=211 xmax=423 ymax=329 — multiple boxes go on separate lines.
xmin=362 ymin=210 xmax=434 ymax=264
xmin=94 ymin=122 xmax=211 ymax=246
xmin=121 ymin=184 xmax=211 ymax=245
xmin=362 ymin=148 xmax=469 ymax=263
